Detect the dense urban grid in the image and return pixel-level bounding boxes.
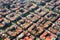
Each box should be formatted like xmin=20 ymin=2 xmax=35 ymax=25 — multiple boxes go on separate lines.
xmin=0 ymin=0 xmax=60 ymax=40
